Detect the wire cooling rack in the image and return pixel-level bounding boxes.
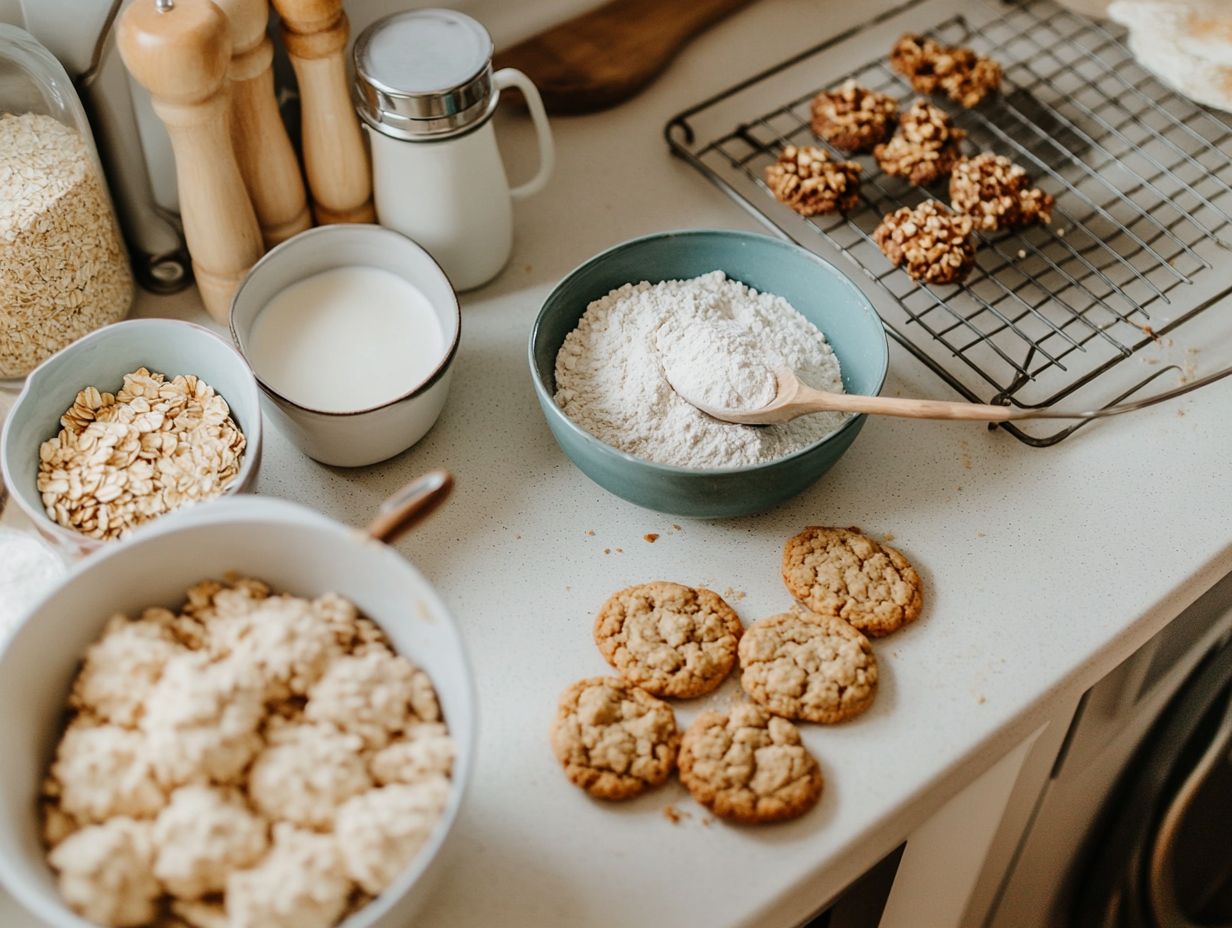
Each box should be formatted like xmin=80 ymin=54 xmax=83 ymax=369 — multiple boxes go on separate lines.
xmin=665 ymin=0 xmax=1232 ymax=445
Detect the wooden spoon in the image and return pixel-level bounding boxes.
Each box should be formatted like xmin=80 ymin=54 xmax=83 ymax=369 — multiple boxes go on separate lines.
xmin=667 ymin=365 xmax=1212 ymax=424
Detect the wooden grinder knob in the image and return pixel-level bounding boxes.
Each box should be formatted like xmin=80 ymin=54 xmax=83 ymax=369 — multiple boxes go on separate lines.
xmin=118 ymin=0 xmax=264 ymax=323
xmin=215 ymin=0 xmax=311 ymax=247
xmin=271 ymin=0 xmax=375 ymax=225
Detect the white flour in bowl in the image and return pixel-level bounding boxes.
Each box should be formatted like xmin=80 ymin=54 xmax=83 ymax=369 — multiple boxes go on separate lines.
xmin=553 ymin=271 xmax=847 ymax=469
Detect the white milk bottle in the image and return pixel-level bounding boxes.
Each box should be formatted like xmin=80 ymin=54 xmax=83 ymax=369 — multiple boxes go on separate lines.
xmin=352 ymin=9 xmax=554 ymax=291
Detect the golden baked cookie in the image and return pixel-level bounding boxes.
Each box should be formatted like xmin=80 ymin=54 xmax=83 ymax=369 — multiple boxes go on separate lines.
xmin=678 ymin=703 xmax=823 ymax=824
xmin=549 ymin=676 xmax=680 ymax=800
xmin=810 ymin=80 xmax=897 ymax=153
xmin=764 ymin=145 xmax=862 ymax=217
xmin=873 ymin=200 xmax=976 ymax=285
xmin=782 ymin=527 xmax=923 ymax=637
xmin=889 ymin=33 xmax=1002 ymax=108
xmin=594 ymin=581 xmax=743 ymax=698
xmin=949 ymin=153 xmax=1053 ymax=232
xmin=873 ymin=99 xmax=966 ymax=186
xmin=738 ymin=611 xmax=878 ymax=723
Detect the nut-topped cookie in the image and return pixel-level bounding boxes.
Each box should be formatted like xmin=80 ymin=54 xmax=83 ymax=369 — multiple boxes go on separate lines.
xmin=594 ymin=581 xmax=743 ymax=698
xmin=739 ymin=611 xmax=878 ymax=723
xmin=550 ymin=676 xmax=680 ymax=800
xmin=764 ymin=145 xmax=863 ymax=217
xmin=949 ymin=153 xmax=1054 ymax=232
xmin=874 ymin=99 xmax=966 ymax=186
xmin=782 ymin=527 xmax=923 ymax=637
xmin=890 ymin=34 xmax=1002 ymax=108
xmin=678 ymin=703 xmax=823 ymax=824
xmin=810 ymin=80 xmax=898 ymax=153
xmin=874 ymin=200 xmax=977 ymax=285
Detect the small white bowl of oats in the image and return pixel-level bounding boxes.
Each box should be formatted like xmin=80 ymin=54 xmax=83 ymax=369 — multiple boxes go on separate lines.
xmin=0 ymin=318 xmax=263 ymax=554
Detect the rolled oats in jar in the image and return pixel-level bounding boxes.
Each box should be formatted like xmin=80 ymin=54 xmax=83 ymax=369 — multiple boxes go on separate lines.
xmin=0 ymin=26 xmax=133 ymax=379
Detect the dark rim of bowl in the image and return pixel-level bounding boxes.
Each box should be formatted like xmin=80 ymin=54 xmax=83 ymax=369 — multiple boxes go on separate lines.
xmin=229 ymin=225 xmax=463 ymax=418
xmin=528 ymin=228 xmax=890 ymax=476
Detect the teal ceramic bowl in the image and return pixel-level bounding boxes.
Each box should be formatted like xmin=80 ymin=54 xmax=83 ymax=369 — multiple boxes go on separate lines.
xmin=528 ymin=230 xmax=889 ymax=518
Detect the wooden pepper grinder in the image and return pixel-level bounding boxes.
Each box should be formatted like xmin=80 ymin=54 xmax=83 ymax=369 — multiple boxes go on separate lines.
xmin=271 ymin=0 xmax=375 ymax=225
xmin=214 ymin=0 xmax=311 ymax=247
xmin=118 ymin=0 xmax=263 ymax=323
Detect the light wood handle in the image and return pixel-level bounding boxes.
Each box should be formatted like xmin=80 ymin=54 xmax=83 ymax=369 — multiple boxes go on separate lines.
xmin=118 ymin=0 xmax=263 ymax=323
xmin=271 ymin=0 xmax=374 ymax=225
xmin=366 ymin=470 xmax=453 ymax=544
xmin=797 ymin=386 xmax=1023 ymax=422
xmin=215 ymin=0 xmax=311 ymax=247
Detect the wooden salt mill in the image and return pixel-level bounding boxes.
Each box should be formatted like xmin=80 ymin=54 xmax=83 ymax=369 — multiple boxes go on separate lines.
xmin=214 ymin=0 xmax=311 ymax=247
xmin=271 ymin=0 xmax=375 ymax=225
xmin=118 ymin=0 xmax=263 ymax=323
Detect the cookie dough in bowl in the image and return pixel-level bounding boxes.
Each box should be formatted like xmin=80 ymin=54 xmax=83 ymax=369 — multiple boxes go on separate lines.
xmin=0 ymin=494 xmax=475 ymax=928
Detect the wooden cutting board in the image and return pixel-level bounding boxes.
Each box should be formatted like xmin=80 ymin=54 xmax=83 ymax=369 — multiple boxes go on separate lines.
xmin=493 ymin=0 xmax=756 ymax=114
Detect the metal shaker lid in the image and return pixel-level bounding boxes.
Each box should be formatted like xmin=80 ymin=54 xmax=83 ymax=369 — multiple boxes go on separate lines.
xmin=353 ymin=8 xmax=497 ymax=141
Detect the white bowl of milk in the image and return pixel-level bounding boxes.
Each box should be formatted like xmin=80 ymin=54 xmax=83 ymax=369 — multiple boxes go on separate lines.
xmin=230 ymin=225 xmax=460 ymax=467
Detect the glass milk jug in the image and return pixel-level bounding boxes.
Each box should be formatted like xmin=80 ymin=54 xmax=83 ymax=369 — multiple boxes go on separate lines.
xmin=353 ymin=10 xmax=554 ymax=291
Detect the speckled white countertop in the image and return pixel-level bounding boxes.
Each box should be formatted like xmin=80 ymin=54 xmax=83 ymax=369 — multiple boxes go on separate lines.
xmin=4 ymin=0 xmax=1232 ymax=925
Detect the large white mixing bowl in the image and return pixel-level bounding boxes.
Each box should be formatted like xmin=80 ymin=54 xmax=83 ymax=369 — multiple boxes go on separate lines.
xmin=0 ymin=487 xmax=475 ymax=928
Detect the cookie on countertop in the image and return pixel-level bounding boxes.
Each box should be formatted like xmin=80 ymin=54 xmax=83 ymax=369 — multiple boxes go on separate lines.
xmin=873 ymin=199 xmax=976 ymax=286
xmin=764 ymin=145 xmax=863 ymax=217
xmin=873 ymin=99 xmax=966 ymax=186
xmin=678 ymin=703 xmax=823 ymax=824
xmin=949 ymin=153 xmax=1054 ymax=232
xmin=782 ymin=526 xmax=923 ymax=637
xmin=550 ymin=676 xmax=680 ymax=800
xmin=738 ymin=611 xmax=878 ymax=724
xmin=594 ymin=581 xmax=743 ymax=698
xmin=889 ymin=33 xmax=1002 ymax=108
xmin=810 ymin=80 xmax=898 ymax=152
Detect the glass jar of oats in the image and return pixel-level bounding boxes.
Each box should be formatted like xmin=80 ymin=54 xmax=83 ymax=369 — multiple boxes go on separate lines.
xmin=0 ymin=25 xmax=133 ymax=380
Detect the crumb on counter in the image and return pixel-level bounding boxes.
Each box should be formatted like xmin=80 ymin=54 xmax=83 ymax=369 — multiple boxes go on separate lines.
xmin=663 ymin=805 xmax=687 ymax=825
xmin=644 ymin=533 xmax=659 ymax=544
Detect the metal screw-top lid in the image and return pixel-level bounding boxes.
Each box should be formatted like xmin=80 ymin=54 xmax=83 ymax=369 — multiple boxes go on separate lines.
xmin=353 ymin=9 xmax=497 ymax=141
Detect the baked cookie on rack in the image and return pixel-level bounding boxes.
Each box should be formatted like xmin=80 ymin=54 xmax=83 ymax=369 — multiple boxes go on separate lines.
xmin=738 ymin=610 xmax=878 ymax=724
xmin=873 ymin=199 xmax=976 ymax=285
xmin=809 ymin=80 xmax=898 ymax=152
xmin=949 ymin=153 xmax=1054 ymax=232
xmin=550 ymin=676 xmax=680 ymax=800
xmin=593 ymin=581 xmax=743 ymax=699
xmin=873 ymin=99 xmax=966 ymax=186
xmin=782 ymin=526 xmax=924 ymax=637
xmin=890 ymin=33 xmax=1003 ymax=108
xmin=678 ymin=703 xmax=823 ymax=824
xmin=764 ymin=145 xmax=863 ymax=216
